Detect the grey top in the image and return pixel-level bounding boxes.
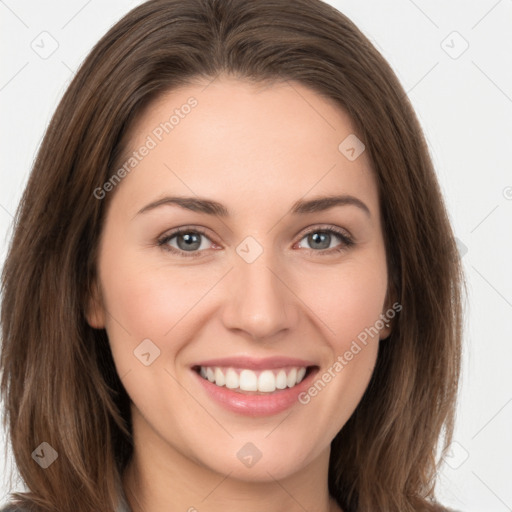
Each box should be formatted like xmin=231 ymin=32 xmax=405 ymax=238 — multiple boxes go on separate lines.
xmin=115 ymin=474 xmax=132 ymax=512
xmin=0 ymin=501 xmax=463 ymax=512
xmin=1 ymin=484 xmax=463 ymax=512
xmin=0 ymin=471 xmax=132 ymax=512
xmin=0 ymin=501 xmax=462 ymax=512
xmin=0 ymin=496 xmax=131 ymax=512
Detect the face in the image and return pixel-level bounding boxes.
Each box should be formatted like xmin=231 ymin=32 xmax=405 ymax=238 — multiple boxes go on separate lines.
xmin=87 ymin=76 xmax=391 ymax=482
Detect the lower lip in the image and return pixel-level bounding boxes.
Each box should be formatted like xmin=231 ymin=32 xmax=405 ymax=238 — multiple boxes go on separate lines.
xmin=192 ymin=367 xmax=319 ymax=417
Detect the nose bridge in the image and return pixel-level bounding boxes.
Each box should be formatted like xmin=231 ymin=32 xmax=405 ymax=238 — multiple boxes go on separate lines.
xmin=222 ymin=237 xmax=296 ymax=340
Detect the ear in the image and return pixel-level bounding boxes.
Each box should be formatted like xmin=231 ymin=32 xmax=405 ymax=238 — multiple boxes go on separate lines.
xmin=379 ymin=316 xmax=392 ymax=340
xmin=380 ymin=285 xmax=399 ymax=340
xmin=85 ymin=278 xmax=106 ymax=329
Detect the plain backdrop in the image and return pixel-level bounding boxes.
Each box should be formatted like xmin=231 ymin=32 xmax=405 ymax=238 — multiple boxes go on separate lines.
xmin=1 ymin=1 xmax=511 ymax=510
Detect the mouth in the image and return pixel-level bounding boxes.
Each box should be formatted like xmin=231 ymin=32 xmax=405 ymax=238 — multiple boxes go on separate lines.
xmin=192 ymin=365 xmax=317 ymax=395
xmin=190 ymin=356 xmax=320 ymax=416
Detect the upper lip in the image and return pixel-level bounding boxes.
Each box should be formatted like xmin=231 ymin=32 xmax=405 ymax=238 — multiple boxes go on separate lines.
xmin=192 ymin=356 xmax=318 ymax=371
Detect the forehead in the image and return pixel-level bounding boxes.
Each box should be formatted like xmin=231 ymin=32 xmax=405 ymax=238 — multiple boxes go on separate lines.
xmin=112 ymin=76 xmax=378 ymax=218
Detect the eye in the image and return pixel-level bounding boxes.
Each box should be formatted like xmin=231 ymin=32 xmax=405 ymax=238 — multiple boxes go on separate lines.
xmin=157 ymin=225 xmax=354 ymax=258
xmin=157 ymin=227 xmax=215 ymax=258
xmin=295 ymin=226 xmax=354 ymax=255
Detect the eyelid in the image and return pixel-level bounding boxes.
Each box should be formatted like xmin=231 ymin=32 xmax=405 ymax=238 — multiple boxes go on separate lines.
xmin=295 ymin=223 xmax=353 ymax=241
xmin=157 ymin=225 xmax=215 ymax=258
xmin=157 ymin=224 xmax=354 ymax=257
xmin=293 ymin=224 xmax=354 ymax=255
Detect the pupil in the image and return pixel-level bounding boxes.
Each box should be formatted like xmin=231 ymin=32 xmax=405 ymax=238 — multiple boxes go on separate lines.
xmin=310 ymin=232 xmax=329 ymax=250
xmin=178 ymin=233 xmax=201 ymax=251
xmin=175 ymin=232 xmax=331 ymax=252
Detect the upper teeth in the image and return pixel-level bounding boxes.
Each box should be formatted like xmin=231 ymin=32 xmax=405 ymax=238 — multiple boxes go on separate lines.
xmin=199 ymin=366 xmax=307 ymax=393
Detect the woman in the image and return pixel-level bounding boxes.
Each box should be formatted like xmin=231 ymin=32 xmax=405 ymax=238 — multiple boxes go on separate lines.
xmin=0 ymin=0 xmax=464 ymax=511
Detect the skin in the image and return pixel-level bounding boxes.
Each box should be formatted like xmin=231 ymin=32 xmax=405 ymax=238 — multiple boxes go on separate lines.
xmin=87 ymin=75 xmax=392 ymax=512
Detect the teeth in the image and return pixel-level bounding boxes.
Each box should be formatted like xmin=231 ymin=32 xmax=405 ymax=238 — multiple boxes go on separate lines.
xmin=197 ymin=366 xmax=309 ymax=393
xmin=275 ymin=370 xmax=287 ymax=389
xmin=240 ymin=369 xmax=258 ymax=391
xmin=214 ymin=367 xmax=225 ymax=386
xmin=286 ymin=368 xmax=297 ymax=388
xmin=225 ymin=368 xmax=238 ymax=389
xmin=258 ymin=370 xmax=276 ymax=392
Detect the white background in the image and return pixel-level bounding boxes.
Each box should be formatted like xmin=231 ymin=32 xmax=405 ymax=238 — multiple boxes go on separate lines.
xmin=1 ymin=1 xmax=511 ymax=510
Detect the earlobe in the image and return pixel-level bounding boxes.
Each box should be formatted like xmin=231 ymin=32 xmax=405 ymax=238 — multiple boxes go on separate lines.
xmin=380 ymin=286 xmax=398 ymax=340
xmin=85 ymin=280 xmax=106 ymax=329
xmin=379 ymin=320 xmax=392 ymax=340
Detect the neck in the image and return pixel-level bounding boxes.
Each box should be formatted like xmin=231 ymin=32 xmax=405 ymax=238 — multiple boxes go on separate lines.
xmin=122 ymin=413 xmax=342 ymax=512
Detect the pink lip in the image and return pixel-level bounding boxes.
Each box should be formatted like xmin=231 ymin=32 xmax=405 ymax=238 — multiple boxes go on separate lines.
xmin=192 ymin=356 xmax=317 ymax=371
xmin=191 ymin=362 xmax=319 ymax=417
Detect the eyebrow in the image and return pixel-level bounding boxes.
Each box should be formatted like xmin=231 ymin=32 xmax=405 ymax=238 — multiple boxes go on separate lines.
xmin=135 ymin=194 xmax=371 ymax=218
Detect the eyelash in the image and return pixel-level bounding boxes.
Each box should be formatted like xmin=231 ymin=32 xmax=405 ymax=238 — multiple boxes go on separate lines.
xmin=157 ymin=225 xmax=355 ymax=259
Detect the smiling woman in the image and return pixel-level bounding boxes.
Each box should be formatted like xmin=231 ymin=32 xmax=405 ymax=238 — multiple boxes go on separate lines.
xmin=0 ymin=1 xmax=464 ymax=512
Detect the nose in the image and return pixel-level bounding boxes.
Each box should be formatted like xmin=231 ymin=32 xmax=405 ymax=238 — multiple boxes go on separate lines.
xmin=220 ymin=248 xmax=299 ymax=342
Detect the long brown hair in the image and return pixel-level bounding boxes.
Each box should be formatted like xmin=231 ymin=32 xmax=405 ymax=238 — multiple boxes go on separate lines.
xmin=0 ymin=1 xmax=464 ymax=511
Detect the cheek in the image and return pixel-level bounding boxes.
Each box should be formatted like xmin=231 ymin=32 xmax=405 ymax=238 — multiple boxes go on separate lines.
xmin=301 ymin=254 xmax=388 ymax=346
xmin=105 ymin=270 xmax=192 ymax=331
xmin=99 ymin=230 xmax=387 ymax=363
xmin=96 ymin=243 xmax=209 ymax=367
xmin=295 ymin=259 xmax=386 ymax=437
